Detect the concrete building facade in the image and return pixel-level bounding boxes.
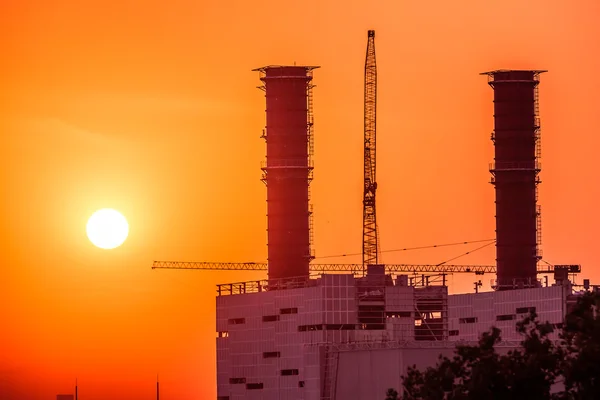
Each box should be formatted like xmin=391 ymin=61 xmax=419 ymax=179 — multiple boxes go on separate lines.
xmin=215 ymin=269 xmax=572 ymax=400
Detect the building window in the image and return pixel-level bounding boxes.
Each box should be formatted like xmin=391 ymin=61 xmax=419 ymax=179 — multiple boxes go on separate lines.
xmin=298 ymin=324 xmax=323 ymax=332
xmin=459 ymin=317 xmax=477 ymax=324
xmin=325 ymin=324 xmax=355 ymax=330
xmin=298 ymin=381 xmax=305 ymax=388
xmin=217 ymin=396 xmax=230 ymax=400
xmin=262 ymin=315 xmax=280 ymax=322
xmin=217 ymin=331 xmax=229 ymax=338
xmin=281 ymin=369 xmax=299 ymax=376
xmin=496 ymin=314 xmax=516 ymax=321
xmin=449 ymin=330 xmax=459 ymax=336
xmin=516 ymin=306 xmax=536 ymax=314
xmin=229 ymin=377 xmax=246 ymax=384
xmin=228 ymin=318 xmax=245 ymax=325
xmin=280 ymin=307 xmax=298 ymax=314
xmin=386 ymin=311 xmax=412 ymax=318
xmin=263 ymin=351 xmax=281 ymax=358
xmin=246 ymin=383 xmax=263 ymax=390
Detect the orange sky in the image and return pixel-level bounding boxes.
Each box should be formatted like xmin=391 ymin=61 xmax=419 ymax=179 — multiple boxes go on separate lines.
xmin=1 ymin=0 xmax=599 ymax=398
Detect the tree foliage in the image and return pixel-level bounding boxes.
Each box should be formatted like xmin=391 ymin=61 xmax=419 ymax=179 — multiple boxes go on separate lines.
xmin=385 ymin=388 xmax=399 ymax=400
xmin=558 ymin=292 xmax=600 ymax=399
xmin=396 ymin=291 xmax=600 ymax=400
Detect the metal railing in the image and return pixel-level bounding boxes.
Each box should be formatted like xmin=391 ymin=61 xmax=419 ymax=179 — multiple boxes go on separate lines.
xmin=260 ymin=159 xmax=314 ymax=169
xmin=216 ymin=275 xmax=316 ymax=296
xmin=489 ymin=161 xmax=541 ymax=171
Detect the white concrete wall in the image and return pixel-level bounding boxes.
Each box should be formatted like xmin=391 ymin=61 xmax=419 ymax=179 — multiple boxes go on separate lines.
xmin=335 ymin=347 xmax=456 ymax=400
xmin=216 ymin=275 xmax=360 ymax=400
xmin=448 ymin=285 xmax=567 ymax=341
xmin=334 ymin=345 xmax=520 ymax=400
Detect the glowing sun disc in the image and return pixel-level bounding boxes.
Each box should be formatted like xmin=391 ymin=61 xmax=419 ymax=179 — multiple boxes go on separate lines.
xmin=86 ymin=208 xmax=129 ymax=249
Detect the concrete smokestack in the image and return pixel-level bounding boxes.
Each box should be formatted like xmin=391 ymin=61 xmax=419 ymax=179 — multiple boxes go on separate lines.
xmin=254 ymin=65 xmax=319 ymax=281
xmin=482 ymin=69 xmax=546 ymax=290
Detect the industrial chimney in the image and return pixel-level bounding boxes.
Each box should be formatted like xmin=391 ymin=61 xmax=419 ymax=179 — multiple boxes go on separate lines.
xmin=482 ymin=69 xmax=546 ymax=290
xmin=254 ymin=65 xmax=319 ymax=281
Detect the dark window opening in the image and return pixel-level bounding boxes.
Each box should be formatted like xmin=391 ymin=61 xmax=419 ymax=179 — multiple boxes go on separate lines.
xmin=217 ymin=396 xmax=230 ymax=400
xmin=325 ymin=324 xmax=355 ymax=330
xmin=496 ymin=314 xmax=516 ymax=321
xmin=228 ymin=318 xmax=245 ymax=325
xmin=263 ymin=351 xmax=281 ymax=358
xmin=449 ymin=330 xmax=459 ymax=336
xmin=229 ymin=377 xmax=246 ymax=384
xmin=262 ymin=315 xmax=280 ymax=322
xmin=281 ymin=369 xmax=299 ymax=376
xmin=246 ymin=383 xmax=263 ymax=390
xmin=298 ymin=381 xmax=305 ymax=388
xmin=280 ymin=307 xmax=298 ymax=314
xmin=298 ymin=324 xmax=323 ymax=332
xmin=459 ymin=317 xmax=477 ymax=324
xmin=358 ymin=304 xmax=386 ymax=330
xmin=516 ymin=306 xmax=536 ymax=314
xmin=386 ymin=311 xmax=412 ymax=318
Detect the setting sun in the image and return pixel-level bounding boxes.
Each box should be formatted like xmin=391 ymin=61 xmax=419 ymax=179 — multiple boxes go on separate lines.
xmin=86 ymin=208 xmax=129 ymax=249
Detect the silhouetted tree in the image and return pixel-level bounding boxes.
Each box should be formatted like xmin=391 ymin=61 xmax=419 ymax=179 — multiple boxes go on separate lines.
xmin=401 ymin=318 xmax=559 ymax=400
xmin=556 ymin=292 xmax=600 ymax=400
xmin=396 ymin=292 xmax=600 ymax=399
xmin=385 ymin=388 xmax=399 ymax=400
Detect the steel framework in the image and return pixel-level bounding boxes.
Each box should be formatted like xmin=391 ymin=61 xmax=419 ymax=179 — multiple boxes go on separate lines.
xmin=363 ymin=30 xmax=379 ymax=271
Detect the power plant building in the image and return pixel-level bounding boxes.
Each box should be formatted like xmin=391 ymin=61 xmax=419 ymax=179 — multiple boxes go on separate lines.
xmin=216 ymin=271 xmax=575 ymax=400
xmin=210 ymin=65 xmax=587 ymax=400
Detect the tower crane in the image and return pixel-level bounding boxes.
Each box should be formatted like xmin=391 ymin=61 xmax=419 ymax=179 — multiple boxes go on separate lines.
xmin=362 ymin=30 xmax=379 ymax=273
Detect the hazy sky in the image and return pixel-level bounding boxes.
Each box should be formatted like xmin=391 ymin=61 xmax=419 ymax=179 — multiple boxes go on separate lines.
xmin=1 ymin=0 xmax=599 ymax=398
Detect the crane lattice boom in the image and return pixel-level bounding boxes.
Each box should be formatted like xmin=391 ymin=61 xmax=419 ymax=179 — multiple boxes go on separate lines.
xmin=363 ymin=29 xmax=379 ymax=270
xmin=151 ymin=261 xmax=573 ymax=275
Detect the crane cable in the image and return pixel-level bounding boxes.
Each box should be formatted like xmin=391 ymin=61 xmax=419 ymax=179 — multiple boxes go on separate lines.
xmin=313 ymin=238 xmax=496 ymax=260
xmin=435 ymin=240 xmax=497 ymax=266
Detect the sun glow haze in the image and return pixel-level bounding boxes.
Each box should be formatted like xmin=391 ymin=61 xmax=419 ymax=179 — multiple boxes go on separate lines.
xmin=86 ymin=208 xmax=129 ymax=249
xmin=2 ymin=0 xmax=600 ymax=399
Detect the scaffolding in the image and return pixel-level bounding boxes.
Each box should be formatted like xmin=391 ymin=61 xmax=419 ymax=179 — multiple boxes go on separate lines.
xmin=320 ymin=346 xmax=339 ymax=400
xmin=307 ymin=81 xmax=315 ymax=170
xmin=356 ymin=266 xmax=387 ymax=330
xmin=307 ymin=79 xmax=316 ymax=261
xmin=533 ymin=77 xmax=543 ymax=262
xmin=414 ymin=286 xmax=448 ymax=341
